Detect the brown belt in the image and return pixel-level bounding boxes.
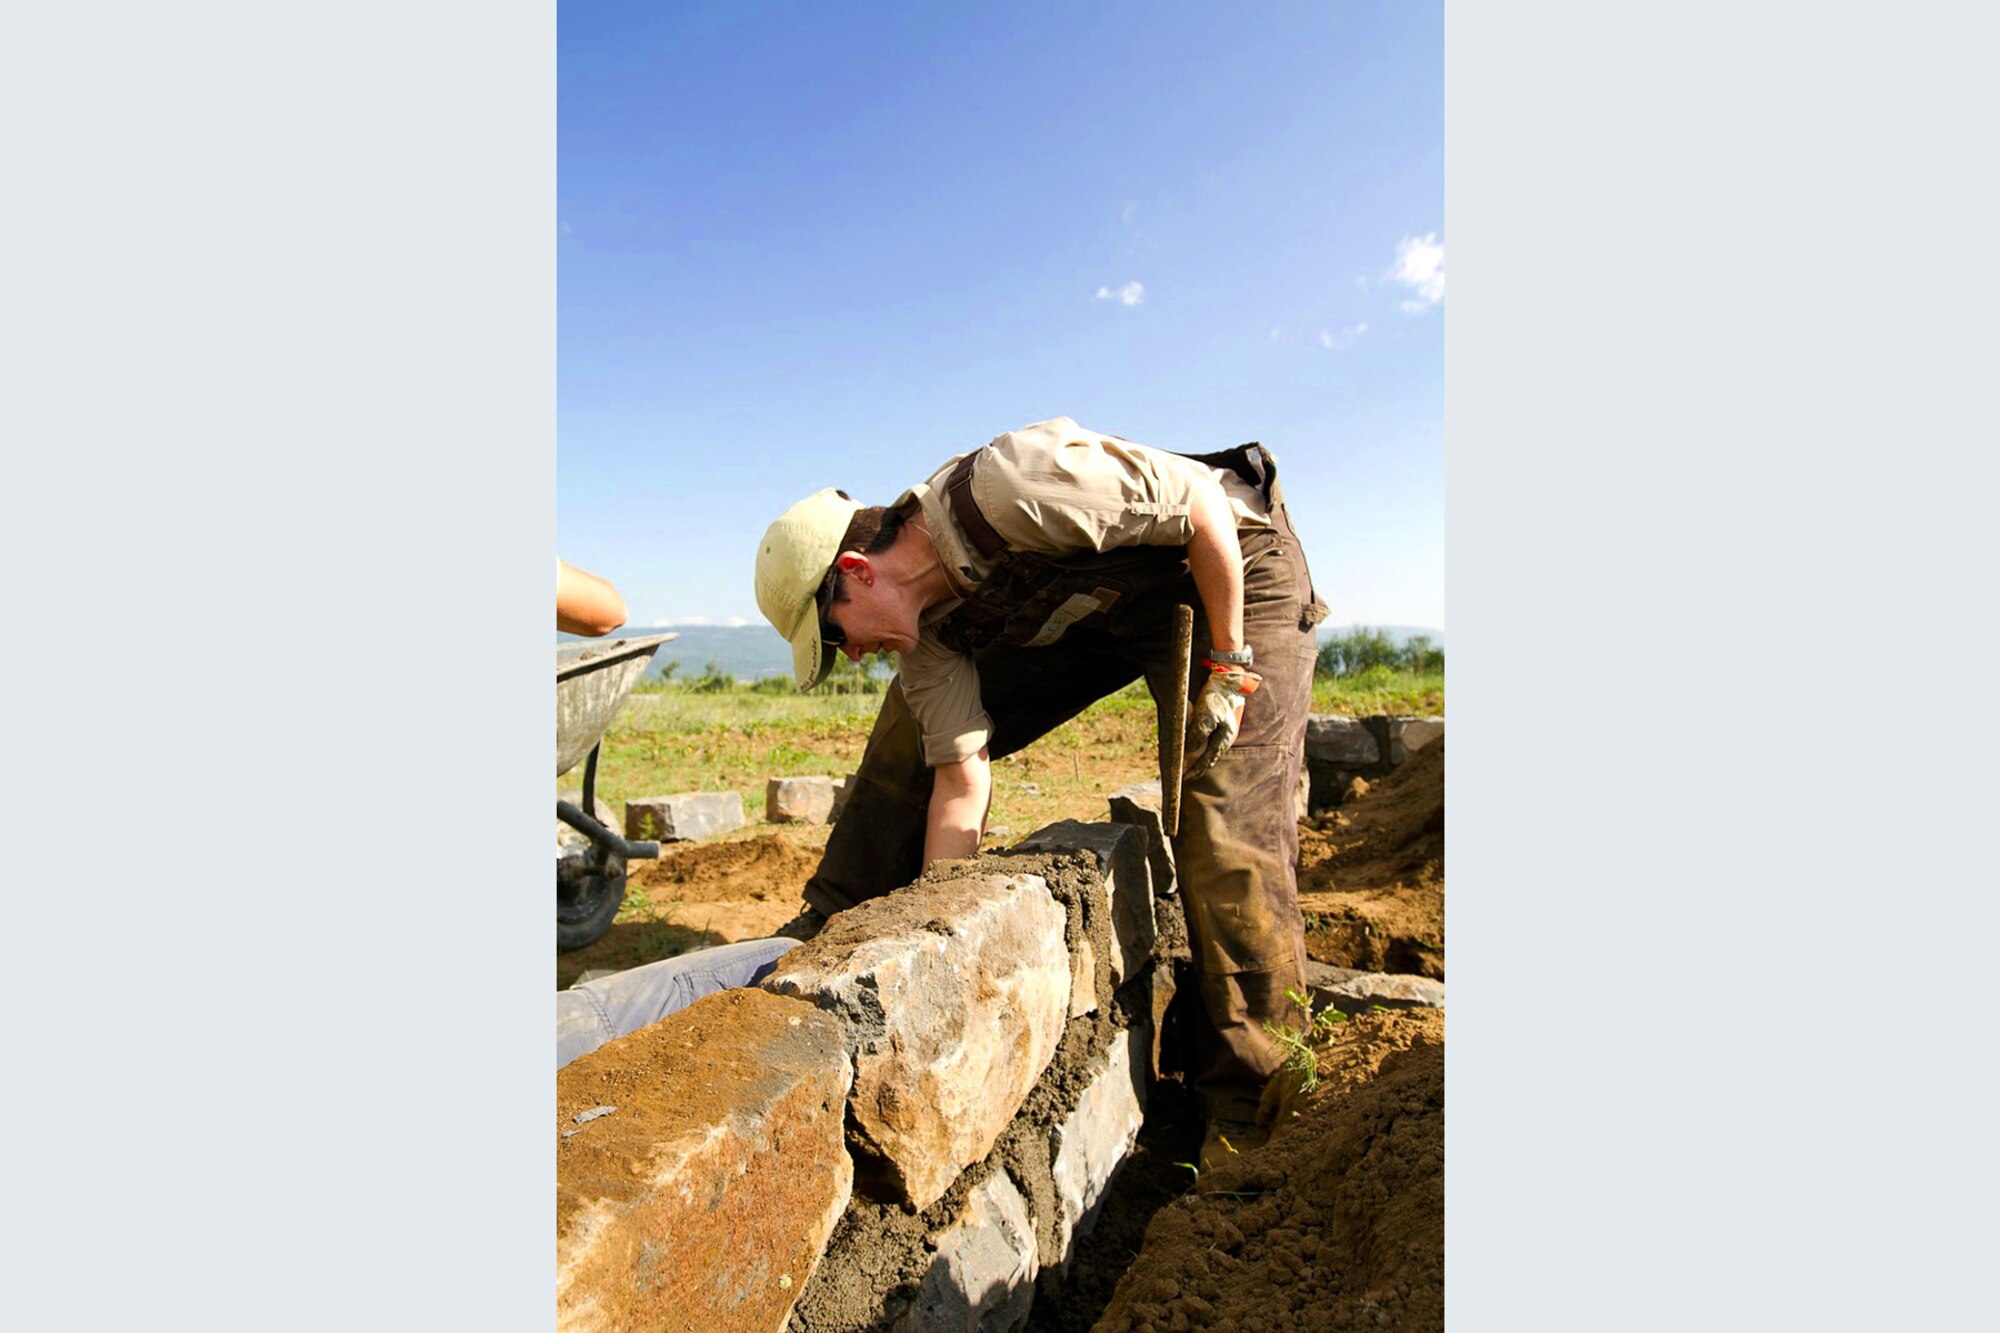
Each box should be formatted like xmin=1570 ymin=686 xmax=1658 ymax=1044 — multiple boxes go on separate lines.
xmin=943 ymin=451 xmax=1006 ymax=561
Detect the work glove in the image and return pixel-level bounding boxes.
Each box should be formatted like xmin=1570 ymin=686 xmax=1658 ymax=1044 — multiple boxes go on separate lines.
xmin=1184 ymin=662 xmax=1262 ymax=780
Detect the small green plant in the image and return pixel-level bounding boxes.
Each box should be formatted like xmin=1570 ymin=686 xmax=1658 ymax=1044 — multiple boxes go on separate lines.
xmin=617 ymin=884 xmax=656 ymax=920
xmin=1263 ymin=986 xmax=1347 ymax=1095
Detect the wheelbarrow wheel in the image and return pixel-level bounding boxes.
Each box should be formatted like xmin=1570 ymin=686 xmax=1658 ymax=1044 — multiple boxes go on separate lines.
xmin=557 ymin=849 xmax=627 ymax=952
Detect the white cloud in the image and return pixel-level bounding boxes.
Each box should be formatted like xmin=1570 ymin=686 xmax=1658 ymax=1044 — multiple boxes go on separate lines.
xmin=648 ymin=615 xmax=753 ymax=628
xmin=1094 ymin=280 xmax=1145 ymax=307
xmin=1388 ymin=233 xmax=1444 ymax=310
xmin=1120 ymin=199 xmax=1140 ymax=225
xmin=1318 ymin=322 xmax=1368 ymax=351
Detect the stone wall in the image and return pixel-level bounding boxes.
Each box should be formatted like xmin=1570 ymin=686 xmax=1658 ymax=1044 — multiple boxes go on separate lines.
xmin=556 ymin=818 xmax=1176 ymax=1333
xmin=558 ymin=717 xmax=1442 ymax=1331
xmin=1304 ymin=713 xmax=1444 ymax=813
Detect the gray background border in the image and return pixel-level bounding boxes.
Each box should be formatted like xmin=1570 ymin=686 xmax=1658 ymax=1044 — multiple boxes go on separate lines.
xmin=8 ymin=1 xmax=1995 ymax=1327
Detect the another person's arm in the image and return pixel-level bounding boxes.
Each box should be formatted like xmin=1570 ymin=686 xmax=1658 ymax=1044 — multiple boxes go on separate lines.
xmin=922 ymin=749 xmax=991 ymax=867
xmin=557 ymin=558 xmax=629 ymax=636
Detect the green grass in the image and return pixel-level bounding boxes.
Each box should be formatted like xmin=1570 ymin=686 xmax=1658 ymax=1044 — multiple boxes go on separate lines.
xmin=574 ymin=668 xmax=1442 ymax=817
xmin=1312 ymin=668 xmax=1444 ymax=718
xmin=588 ymin=688 xmax=878 ymax=812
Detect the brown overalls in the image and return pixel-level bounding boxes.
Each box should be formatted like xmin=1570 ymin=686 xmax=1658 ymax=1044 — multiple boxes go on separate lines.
xmin=806 ymin=441 xmax=1327 ymax=1121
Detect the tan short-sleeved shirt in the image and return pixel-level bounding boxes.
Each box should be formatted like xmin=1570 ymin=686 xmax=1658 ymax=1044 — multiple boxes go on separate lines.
xmin=893 ymin=417 xmax=1274 ymax=766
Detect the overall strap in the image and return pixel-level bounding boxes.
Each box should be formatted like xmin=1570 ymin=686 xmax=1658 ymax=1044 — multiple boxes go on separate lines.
xmin=1172 ymin=441 xmax=1275 ymax=508
xmin=944 ymin=450 xmax=1007 ymax=561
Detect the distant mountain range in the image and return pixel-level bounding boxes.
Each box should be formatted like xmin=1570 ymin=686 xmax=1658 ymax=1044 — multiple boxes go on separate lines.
xmin=561 ymin=622 xmax=1444 ymax=682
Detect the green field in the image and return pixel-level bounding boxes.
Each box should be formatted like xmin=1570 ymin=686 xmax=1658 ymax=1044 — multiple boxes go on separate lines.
xmin=575 ymin=669 xmax=1442 ymax=837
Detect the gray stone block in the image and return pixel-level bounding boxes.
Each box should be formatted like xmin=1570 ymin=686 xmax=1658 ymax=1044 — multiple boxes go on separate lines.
xmin=894 ymin=1171 xmax=1039 ymax=1332
xmin=1012 ymin=821 xmax=1157 ymax=1010
xmin=1106 ymin=780 xmax=1177 ymax=897
xmin=1360 ymin=714 xmax=1395 ymax=766
xmin=623 ymin=792 xmax=744 ymax=842
xmin=1305 ymin=715 xmax=1380 ymax=766
xmin=1303 ymin=959 xmax=1445 ymax=1016
xmin=1050 ymin=1024 xmax=1148 ymax=1267
xmin=1386 ymin=715 xmax=1444 ymax=766
xmin=766 ymin=775 xmax=835 ymax=824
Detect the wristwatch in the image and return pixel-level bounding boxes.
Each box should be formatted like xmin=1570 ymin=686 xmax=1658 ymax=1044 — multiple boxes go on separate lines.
xmin=1207 ymin=646 xmax=1254 ymax=667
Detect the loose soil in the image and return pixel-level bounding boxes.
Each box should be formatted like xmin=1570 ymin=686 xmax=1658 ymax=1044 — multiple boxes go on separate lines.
xmin=1093 ymin=1013 xmax=1445 ymax=1333
xmin=1299 ymin=738 xmax=1444 ymax=979
xmin=557 ymin=733 xmax=1447 ymax=1329
xmin=1083 ymin=742 xmax=1446 ymax=1331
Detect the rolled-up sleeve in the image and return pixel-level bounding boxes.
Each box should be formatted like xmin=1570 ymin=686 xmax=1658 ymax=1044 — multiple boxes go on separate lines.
xmin=900 ymin=631 xmax=992 ymax=766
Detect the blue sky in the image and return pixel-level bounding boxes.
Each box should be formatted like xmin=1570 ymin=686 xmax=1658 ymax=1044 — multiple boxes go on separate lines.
xmin=559 ymin=0 xmax=1442 ymax=630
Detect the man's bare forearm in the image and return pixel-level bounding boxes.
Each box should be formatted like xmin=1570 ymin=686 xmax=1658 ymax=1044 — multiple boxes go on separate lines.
xmin=1185 ymin=480 xmax=1245 ymax=652
xmin=923 ymin=750 xmax=991 ymax=867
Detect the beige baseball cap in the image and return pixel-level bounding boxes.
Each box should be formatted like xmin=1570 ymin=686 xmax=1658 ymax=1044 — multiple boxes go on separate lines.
xmin=754 ymin=487 xmax=862 ymax=690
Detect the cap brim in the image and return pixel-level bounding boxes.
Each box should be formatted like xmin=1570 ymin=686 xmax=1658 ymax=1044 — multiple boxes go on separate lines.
xmin=789 ymin=614 xmax=836 ymax=691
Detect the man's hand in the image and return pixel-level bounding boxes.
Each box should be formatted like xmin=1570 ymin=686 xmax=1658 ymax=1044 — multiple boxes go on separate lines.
xmin=1184 ymin=663 xmax=1261 ymax=779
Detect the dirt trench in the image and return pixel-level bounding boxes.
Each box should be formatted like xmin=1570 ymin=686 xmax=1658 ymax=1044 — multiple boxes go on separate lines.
xmin=1298 ymin=738 xmax=1445 ymax=979
xmin=1032 ymin=740 xmax=1447 ymax=1331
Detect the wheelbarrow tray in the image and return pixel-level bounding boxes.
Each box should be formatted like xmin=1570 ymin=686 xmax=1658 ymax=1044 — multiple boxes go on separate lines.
xmin=557 ymin=632 xmax=677 ymax=778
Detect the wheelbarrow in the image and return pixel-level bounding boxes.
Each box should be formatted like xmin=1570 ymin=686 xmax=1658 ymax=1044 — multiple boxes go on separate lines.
xmin=556 ymin=632 xmax=677 ymax=951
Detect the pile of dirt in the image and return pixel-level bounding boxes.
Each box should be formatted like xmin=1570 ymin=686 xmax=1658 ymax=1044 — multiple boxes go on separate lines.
xmin=1298 ymin=739 xmax=1444 ymax=978
xmin=627 ymin=831 xmax=823 ymax=904
xmin=1300 ymin=739 xmax=1444 ymax=892
xmin=1093 ymin=1011 xmax=1445 ymax=1333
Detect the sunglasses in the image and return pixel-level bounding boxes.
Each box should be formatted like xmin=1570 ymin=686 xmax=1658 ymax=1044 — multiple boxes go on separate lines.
xmin=816 ymin=567 xmax=845 ymax=649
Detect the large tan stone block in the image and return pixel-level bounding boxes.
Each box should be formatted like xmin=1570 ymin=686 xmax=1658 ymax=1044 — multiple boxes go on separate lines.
xmin=764 ymin=872 xmax=1070 ymax=1210
xmin=556 ymin=988 xmax=852 ymax=1333
xmin=765 ymin=775 xmax=834 ymax=824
